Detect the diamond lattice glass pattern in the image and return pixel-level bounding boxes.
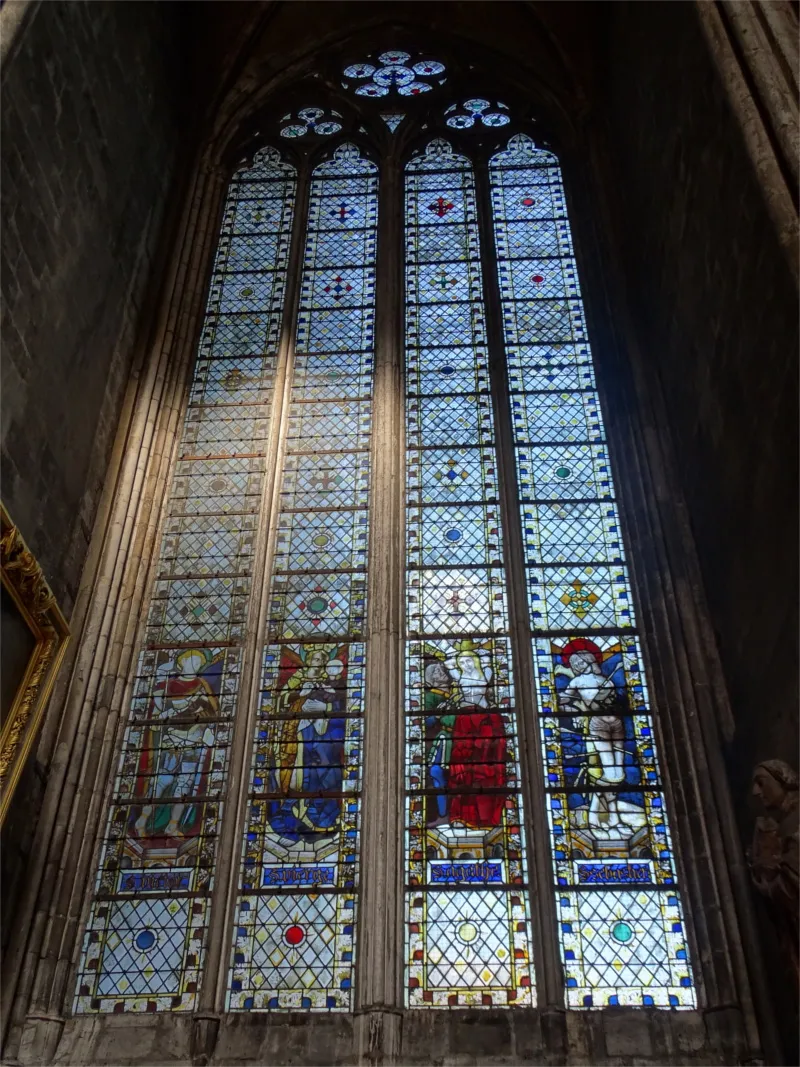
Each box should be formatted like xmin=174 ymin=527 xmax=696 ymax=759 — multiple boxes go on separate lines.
xmin=228 ymin=145 xmax=377 ymax=1012
xmin=381 ymin=112 xmax=406 ymax=132
xmin=74 ymin=147 xmax=296 ymax=1014
xmin=490 ymin=134 xmax=695 ymax=1008
xmin=405 ymin=140 xmax=534 ymax=1009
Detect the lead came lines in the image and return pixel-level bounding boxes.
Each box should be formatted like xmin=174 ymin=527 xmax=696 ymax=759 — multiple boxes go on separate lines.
xmin=489 ymin=134 xmax=696 ymax=1009
xmin=228 ymin=144 xmax=378 ymax=1012
xmin=73 ymin=148 xmax=297 ymax=1014
xmin=72 ymin=116 xmax=698 ymax=1019
xmin=404 ymin=140 xmax=535 ymax=1009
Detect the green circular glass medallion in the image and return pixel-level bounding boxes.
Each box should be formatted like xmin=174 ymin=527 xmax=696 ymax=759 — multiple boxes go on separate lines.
xmin=611 ymin=921 xmax=633 ymax=943
xmin=555 ymin=465 xmax=571 ymax=479
xmin=307 ymin=596 xmax=328 ymax=614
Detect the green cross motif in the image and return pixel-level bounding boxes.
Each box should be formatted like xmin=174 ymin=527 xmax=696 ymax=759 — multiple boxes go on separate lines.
xmin=431 ymin=270 xmax=458 ymax=292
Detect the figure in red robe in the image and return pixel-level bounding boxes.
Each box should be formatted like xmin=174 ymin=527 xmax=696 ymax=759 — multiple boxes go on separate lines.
xmin=425 ymin=640 xmax=507 ymax=830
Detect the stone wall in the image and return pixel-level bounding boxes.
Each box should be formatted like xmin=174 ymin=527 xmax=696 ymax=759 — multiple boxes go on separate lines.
xmin=1 ymin=0 xmax=187 ymax=617
xmin=0 ymin=0 xmax=188 ymax=952
xmin=48 ymin=1008 xmax=746 ymax=1066
xmin=599 ymin=1 xmax=798 ymax=1060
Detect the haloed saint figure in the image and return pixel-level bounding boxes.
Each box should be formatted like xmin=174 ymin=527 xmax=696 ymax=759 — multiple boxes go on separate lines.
xmin=267 ymin=644 xmax=348 ymax=849
xmin=424 ymin=639 xmax=508 ymax=850
xmin=129 ymin=648 xmax=222 ymax=849
xmin=553 ymin=637 xmax=648 ymax=854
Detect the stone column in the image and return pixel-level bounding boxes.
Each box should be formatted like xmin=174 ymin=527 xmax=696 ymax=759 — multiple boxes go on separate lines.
xmin=697 ymin=0 xmax=798 ymax=277
xmin=3 ymin=152 xmax=228 ymax=1065
xmin=472 ymin=154 xmax=565 ymax=1035
xmin=562 ymin=125 xmax=770 ymax=1063
xmin=354 ymin=145 xmax=405 ymax=1065
xmin=0 ymin=0 xmax=37 ymax=66
xmin=719 ymin=0 xmax=799 ymax=189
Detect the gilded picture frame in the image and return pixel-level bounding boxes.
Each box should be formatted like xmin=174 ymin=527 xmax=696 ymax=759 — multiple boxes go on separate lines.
xmin=0 ymin=503 xmax=69 ymax=824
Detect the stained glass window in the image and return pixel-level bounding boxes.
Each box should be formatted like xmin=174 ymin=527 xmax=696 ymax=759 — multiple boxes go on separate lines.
xmin=72 ymin=87 xmax=698 ymax=1024
xmin=228 ymin=144 xmax=378 ymax=1011
xmin=73 ymin=147 xmax=296 ymax=1014
xmin=404 ymin=140 xmax=535 ymax=1008
xmin=445 ymin=100 xmax=510 ymax=129
xmin=342 ymin=51 xmax=446 ymax=98
xmin=380 ymin=113 xmax=405 ymax=133
xmin=489 ymin=133 xmax=696 ymax=1008
xmin=280 ymin=108 xmax=343 ymax=138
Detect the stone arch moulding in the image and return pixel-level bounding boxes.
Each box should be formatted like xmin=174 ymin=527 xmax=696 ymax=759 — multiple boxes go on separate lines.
xmin=2 ymin=20 xmax=777 ymax=1067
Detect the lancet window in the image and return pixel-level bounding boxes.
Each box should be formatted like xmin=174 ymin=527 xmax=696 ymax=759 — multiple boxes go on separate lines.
xmin=72 ymin=65 xmax=696 ymax=1019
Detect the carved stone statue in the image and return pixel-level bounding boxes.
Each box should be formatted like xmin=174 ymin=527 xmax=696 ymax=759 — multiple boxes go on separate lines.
xmin=749 ymin=759 xmax=799 ymax=980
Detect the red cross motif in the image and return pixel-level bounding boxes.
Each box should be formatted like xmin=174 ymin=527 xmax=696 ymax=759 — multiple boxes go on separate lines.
xmin=311 ymin=471 xmax=337 ymax=491
xmin=324 ymin=276 xmax=354 ymax=300
xmin=446 ymin=589 xmax=462 ymax=612
xmin=428 ymin=196 xmax=455 ymax=218
xmin=332 ymin=201 xmax=356 ymax=221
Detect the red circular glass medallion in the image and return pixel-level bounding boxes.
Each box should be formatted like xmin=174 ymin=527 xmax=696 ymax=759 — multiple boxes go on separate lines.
xmin=285 ymin=924 xmax=305 ymax=946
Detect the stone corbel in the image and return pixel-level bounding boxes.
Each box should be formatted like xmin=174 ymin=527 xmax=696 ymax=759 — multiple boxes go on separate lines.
xmin=749 ymin=759 xmax=799 ymax=980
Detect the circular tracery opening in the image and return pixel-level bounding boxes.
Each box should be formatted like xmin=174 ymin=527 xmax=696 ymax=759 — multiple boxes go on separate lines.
xmin=445 ymin=99 xmax=510 ymax=129
xmin=280 ymin=107 xmax=343 ymax=138
xmin=342 ymin=50 xmax=446 ymax=98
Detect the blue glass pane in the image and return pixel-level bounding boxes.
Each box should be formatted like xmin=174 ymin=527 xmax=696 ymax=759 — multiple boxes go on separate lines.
xmin=381 ymin=113 xmax=406 ymax=133
xmin=490 ymin=133 xmax=695 ymax=1009
xmin=228 ymin=144 xmax=378 ymax=1012
xmin=404 ymin=140 xmax=535 ymax=1009
xmin=74 ymin=148 xmax=297 ymax=1015
xmin=279 ymin=107 xmax=342 ymax=139
xmin=344 ymin=52 xmax=446 ymax=97
xmin=444 ymin=99 xmax=510 ymax=129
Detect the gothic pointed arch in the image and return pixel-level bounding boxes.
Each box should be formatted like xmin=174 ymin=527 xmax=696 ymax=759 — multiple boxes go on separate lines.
xmin=4 ymin=13 xmax=785 ymax=1065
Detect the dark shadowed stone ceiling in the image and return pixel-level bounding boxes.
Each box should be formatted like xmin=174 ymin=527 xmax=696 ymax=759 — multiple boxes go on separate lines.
xmin=172 ymin=1 xmax=612 ymax=159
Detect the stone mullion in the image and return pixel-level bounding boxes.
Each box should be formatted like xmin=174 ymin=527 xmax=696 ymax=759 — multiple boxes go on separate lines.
xmin=354 ymin=147 xmax=405 ymax=1061
xmin=566 ymin=136 xmax=769 ymax=1058
xmin=4 ymin=156 xmax=228 ymax=1066
xmin=197 ymin=158 xmax=313 ymax=1021
xmin=472 ymin=156 xmax=565 ymax=1018
xmin=52 ymin=164 xmax=230 ymax=1030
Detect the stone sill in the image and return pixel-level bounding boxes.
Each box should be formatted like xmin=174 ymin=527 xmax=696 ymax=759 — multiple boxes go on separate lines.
xmin=22 ymin=1005 xmax=758 ymax=1066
